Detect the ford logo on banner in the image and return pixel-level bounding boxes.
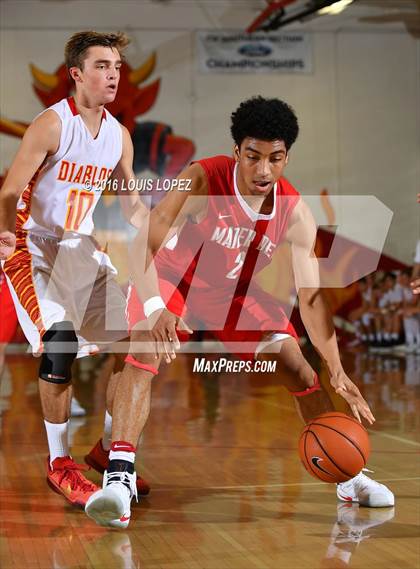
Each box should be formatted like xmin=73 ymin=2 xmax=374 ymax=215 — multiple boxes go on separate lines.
xmin=238 ymin=44 xmax=272 ymax=57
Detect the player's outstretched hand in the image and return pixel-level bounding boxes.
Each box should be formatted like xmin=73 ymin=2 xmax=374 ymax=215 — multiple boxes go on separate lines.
xmin=0 ymin=231 xmax=16 ymax=260
xmin=330 ymin=371 xmax=375 ymax=425
xmin=410 ymin=278 xmax=420 ymax=294
xmin=148 ymin=308 xmax=193 ymax=363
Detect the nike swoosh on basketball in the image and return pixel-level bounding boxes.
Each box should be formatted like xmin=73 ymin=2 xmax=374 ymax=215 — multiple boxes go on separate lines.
xmin=311 ymin=456 xmax=334 ymax=476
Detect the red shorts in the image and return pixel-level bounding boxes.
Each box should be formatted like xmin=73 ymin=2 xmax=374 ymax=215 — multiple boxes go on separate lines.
xmin=0 ymin=269 xmax=18 ymax=344
xmin=127 ymin=278 xmax=297 ymax=360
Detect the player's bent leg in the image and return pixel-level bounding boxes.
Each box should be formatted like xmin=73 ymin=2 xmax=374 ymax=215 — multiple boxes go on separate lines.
xmin=85 ymin=344 xmax=151 ymax=496
xmin=111 ymin=333 xmax=161 ymax=446
xmin=86 ymin=335 xmax=162 ymax=528
xmin=39 ymin=321 xmax=99 ymax=506
xmin=257 ymin=336 xmax=394 ymax=507
xmin=38 ymin=322 xmax=78 ymax=423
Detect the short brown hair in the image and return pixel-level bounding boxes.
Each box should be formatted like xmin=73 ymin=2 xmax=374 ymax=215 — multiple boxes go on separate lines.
xmin=64 ymin=31 xmax=130 ymax=69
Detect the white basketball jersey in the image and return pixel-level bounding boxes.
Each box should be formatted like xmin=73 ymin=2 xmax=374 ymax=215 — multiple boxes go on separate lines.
xmin=18 ymin=97 xmax=122 ymax=238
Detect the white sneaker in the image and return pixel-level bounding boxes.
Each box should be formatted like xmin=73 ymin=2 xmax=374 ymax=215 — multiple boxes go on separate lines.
xmin=85 ymin=469 xmax=138 ymax=529
xmin=336 ymin=469 xmax=394 ymax=507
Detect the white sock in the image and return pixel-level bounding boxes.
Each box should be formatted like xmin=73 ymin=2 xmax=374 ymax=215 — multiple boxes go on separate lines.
xmin=102 ymin=410 xmax=112 ymax=451
xmin=44 ymin=420 xmax=70 ymax=467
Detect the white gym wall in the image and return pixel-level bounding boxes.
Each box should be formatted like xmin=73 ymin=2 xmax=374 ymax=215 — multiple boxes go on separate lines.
xmin=1 ymin=0 xmax=419 ymax=263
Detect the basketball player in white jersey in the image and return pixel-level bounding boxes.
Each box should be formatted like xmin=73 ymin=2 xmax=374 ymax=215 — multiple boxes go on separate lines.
xmin=0 ymin=31 xmax=150 ymax=510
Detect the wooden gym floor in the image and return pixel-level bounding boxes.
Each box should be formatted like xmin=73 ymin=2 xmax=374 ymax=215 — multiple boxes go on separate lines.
xmin=0 ymin=346 xmax=419 ymax=568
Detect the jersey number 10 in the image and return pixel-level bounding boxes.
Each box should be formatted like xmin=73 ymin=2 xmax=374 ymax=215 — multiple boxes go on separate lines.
xmin=64 ymin=189 xmax=95 ymax=232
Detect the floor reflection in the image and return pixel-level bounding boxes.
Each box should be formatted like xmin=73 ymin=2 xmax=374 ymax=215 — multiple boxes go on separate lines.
xmin=321 ymin=503 xmax=395 ymax=568
xmin=0 ymin=347 xmax=418 ymax=568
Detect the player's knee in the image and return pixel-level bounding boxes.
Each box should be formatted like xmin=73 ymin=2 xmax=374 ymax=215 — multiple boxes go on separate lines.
xmin=125 ymin=353 xmax=159 ymax=376
xmin=290 ymin=365 xmax=318 ymax=391
xmin=39 ymin=321 xmax=78 ymax=384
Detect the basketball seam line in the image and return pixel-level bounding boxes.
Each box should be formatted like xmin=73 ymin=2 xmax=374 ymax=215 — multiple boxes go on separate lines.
xmin=303 ymin=430 xmax=318 ymax=478
xmin=308 ymin=422 xmax=367 ymax=464
xmin=303 ymin=429 xmax=333 ymax=481
xmin=310 ymin=430 xmax=355 ymax=479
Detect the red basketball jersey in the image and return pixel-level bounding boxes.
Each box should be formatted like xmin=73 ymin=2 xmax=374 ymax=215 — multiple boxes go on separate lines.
xmin=155 ymin=155 xmax=300 ymax=292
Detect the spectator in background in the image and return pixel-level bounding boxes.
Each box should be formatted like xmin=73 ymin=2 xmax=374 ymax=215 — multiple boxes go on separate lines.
xmin=395 ymin=269 xmax=420 ymax=354
xmin=348 ymin=276 xmax=376 ymax=347
xmin=368 ymin=273 xmax=402 ymax=351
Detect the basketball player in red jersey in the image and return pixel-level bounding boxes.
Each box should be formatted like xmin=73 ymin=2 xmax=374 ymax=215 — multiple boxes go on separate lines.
xmin=0 ymin=31 xmax=150 ymax=514
xmin=86 ymin=97 xmax=394 ymax=529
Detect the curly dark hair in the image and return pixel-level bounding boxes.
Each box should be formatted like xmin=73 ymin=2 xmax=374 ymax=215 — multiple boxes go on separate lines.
xmin=230 ymin=96 xmax=299 ymax=151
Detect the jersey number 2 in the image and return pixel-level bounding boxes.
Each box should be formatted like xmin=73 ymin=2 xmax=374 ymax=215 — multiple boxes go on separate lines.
xmin=226 ymin=252 xmax=245 ymax=280
xmin=64 ymin=189 xmax=94 ymax=231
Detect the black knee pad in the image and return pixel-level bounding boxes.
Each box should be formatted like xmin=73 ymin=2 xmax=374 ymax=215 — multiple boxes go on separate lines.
xmin=39 ymin=321 xmax=78 ymax=384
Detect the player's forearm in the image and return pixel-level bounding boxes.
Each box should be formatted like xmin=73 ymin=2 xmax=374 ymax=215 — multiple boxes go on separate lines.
xmin=0 ymin=189 xmax=20 ymax=233
xmin=298 ymin=289 xmax=343 ymax=376
xmin=130 ymin=225 xmax=162 ymax=306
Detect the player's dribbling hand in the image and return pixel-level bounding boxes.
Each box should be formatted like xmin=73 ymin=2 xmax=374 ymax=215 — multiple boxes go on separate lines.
xmin=330 ymin=370 xmax=375 ymax=425
xmin=410 ymin=278 xmax=420 ymax=294
xmin=148 ymin=308 xmax=193 ymax=363
xmin=0 ymin=231 xmax=16 ymax=260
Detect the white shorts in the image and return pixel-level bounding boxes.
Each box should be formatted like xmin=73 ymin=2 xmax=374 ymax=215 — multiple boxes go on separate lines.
xmin=3 ymin=232 xmax=128 ymax=356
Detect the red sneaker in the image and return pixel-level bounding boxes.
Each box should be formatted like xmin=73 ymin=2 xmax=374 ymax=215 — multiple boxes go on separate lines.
xmin=46 ymin=456 xmax=99 ymax=508
xmin=84 ymin=439 xmax=151 ymax=496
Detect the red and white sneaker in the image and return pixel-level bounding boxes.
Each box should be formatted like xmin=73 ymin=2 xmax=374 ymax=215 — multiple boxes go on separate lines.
xmin=46 ymin=456 xmax=99 ymax=508
xmin=84 ymin=439 xmax=150 ymax=496
xmin=336 ymin=469 xmax=395 ymax=508
xmin=85 ymin=469 xmax=138 ymax=529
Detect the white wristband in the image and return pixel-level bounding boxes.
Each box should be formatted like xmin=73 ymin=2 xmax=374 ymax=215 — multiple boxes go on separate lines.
xmin=143 ymin=296 xmax=166 ymax=318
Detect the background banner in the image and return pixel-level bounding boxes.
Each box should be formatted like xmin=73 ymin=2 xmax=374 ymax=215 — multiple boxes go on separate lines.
xmin=196 ymin=31 xmax=313 ymax=74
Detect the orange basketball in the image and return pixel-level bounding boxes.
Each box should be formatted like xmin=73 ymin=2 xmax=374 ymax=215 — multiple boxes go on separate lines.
xmin=298 ymin=412 xmax=370 ymax=483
